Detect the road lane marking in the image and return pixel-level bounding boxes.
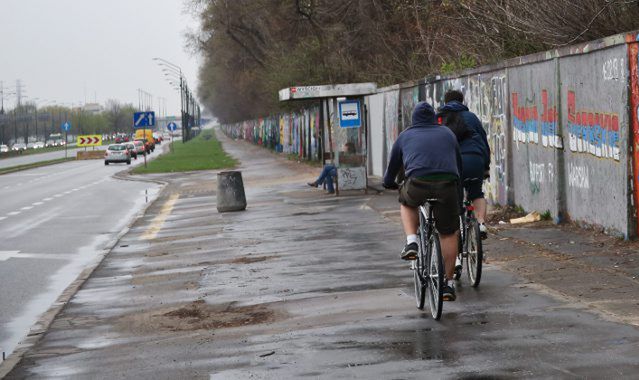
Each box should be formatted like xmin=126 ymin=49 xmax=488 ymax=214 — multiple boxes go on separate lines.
xmin=7 ymin=211 xmax=20 ymax=216
xmin=21 ymin=206 xmax=33 ymax=211
xmin=0 ymin=217 xmax=6 ymax=221
xmin=32 ymin=202 xmax=44 ymax=206
xmin=0 ymin=250 xmax=75 ymax=261
xmin=43 ymin=197 xmax=53 ymax=201
xmin=141 ymin=194 xmax=179 ymax=240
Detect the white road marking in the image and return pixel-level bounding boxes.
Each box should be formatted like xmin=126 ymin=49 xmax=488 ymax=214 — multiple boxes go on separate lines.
xmin=43 ymin=197 xmax=53 ymax=201
xmin=32 ymin=202 xmax=44 ymax=206
xmin=0 ymin=216 xmax=6 ymax=221
xmin=0 ymin=250 xmax=75 ymax=261
xmin=7 ymin=211 xmax=20 ymax=216
xmin=21 ymin=206 xmax=33 ymax=211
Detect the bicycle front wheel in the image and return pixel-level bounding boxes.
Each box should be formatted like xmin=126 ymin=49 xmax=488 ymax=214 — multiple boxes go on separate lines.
xmin=466 ymin=218 xmax=483 ymax=287
xmin=426 ymin=231 xmax=444 ymax=320
xmin=413 ymin=222 xmax=427 ymax=310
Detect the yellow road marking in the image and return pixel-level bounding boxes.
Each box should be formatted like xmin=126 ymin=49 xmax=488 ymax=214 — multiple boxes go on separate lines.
xmin=141 ymin=194 xmax=179 ymax=240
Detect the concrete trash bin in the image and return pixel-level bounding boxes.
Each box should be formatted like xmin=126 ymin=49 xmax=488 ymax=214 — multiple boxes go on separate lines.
xmin=216 ymin=171 xmax=247 ymax=212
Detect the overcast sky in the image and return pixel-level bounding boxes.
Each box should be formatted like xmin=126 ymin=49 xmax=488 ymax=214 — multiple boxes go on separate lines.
xmin=0 ymin=0 xmax=200 ymax=115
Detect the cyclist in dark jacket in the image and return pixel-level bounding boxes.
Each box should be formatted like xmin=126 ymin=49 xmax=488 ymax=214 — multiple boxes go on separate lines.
xmin=438 ymin=90 xmax=490 ymax=238
xmin=384 ymin=101 xmax=461 ymax=301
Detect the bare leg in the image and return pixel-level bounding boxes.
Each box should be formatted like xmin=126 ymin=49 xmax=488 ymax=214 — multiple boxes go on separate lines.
xmin=440 ymin=231 xmax=459 ymax=280
xmin=472 ymin=197 xmax=487 ymax=224
xmin=400 ymin=204 xmax=419 ymax=236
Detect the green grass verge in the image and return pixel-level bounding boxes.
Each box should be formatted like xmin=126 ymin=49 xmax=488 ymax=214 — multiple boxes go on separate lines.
xmin=0 ymin=157 xmax=76 ymax=175
xmin=131 ymin=129 xmax=237 ymax=174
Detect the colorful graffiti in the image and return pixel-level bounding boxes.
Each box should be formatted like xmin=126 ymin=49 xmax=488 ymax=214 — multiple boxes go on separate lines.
xmin=222 ymin=106 xmax=321 ymax=161
xmin=512 ymin=90 xmax=562 ymax=148
xmin=567 ymin=90 xmax=620 ymax=161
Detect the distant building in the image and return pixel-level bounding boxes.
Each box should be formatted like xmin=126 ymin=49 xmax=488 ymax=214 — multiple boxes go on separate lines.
xmin=82 ymin=103 xmax=103 ymax=114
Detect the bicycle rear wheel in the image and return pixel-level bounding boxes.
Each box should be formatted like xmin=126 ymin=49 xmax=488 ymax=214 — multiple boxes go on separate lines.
xmin=426 ymin=231 xmax=444 ymax=320
xmin=466 ymin=218 xmax=483 ymax=287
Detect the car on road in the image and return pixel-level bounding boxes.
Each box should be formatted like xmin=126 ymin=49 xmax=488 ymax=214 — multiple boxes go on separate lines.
xmin=26 ymin=142 xmax=36 ymax=149
xmin=132 ymin=140 xmax=146 ymax=156
xmin=0 ymin=144 xmax=8 ymax=153
xmin=104 ymin=144 xmax=131 ymax=165
xmin=34 ymin=141 xmax=45 ymax=149
xmin=45 ymin=139 xmax=56 ymax=147
xmin=123 ymin=142 xmax=137 ymax=159
xmin=12 ymin=143 xmax=26 ymax=151
xmin=55 ymin=139 xmax=65 ymax=146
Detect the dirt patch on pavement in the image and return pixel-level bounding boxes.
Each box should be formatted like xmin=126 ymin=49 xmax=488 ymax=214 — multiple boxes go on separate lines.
xmin=228 ymin=255 xmax=276 ymax=264
xmin=117 ymin=300 xmax=278 ymax=333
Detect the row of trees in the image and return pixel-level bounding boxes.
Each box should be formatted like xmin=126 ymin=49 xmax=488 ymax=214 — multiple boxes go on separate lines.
xmin=0 ymin=100 xmax=137 ymax=145
xmin=188 ymin=0 xmax=639 ymax=124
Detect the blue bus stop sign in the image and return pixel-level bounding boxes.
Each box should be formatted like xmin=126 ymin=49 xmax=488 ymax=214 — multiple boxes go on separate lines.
xmin=167 ymin=122 xmax=178 ymax=132
xmin=61 ymin=122 xmax=71 ymax=132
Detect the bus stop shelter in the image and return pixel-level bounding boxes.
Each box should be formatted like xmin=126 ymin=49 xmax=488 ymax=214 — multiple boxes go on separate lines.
xmin=279 ymin=83 xmax=377 ymax=194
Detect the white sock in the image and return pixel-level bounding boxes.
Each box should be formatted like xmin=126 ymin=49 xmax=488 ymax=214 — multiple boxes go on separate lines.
xmin=406 ymin=234 xmax=418 ymax=245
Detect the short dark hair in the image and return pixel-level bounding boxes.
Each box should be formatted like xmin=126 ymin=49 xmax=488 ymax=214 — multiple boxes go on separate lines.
xmin=444 ymin=89 xmax=464 ymax=104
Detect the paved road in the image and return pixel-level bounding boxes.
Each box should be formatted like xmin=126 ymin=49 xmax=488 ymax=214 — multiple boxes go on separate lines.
xmin=0 ymin=151 xmax=162 ymax=358
xmin=0 ymin=146 xmax=98 ymax=169
xmin=5 ymin=132 xmax=639 ymax=378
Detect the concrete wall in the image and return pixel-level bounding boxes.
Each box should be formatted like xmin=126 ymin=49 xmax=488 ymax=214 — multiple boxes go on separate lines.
xmin=366 ymin=93 xmax=385 ymax=177
xmin=560 ymin=45 xmax=629 ymax=233
xmin=221 ymin=32 xmax=639 ymax=237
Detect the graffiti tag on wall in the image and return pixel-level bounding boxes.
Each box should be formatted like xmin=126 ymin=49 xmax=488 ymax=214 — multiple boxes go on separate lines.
xmin=568 ymin=163 xmax=590 ymax=189
xmin=337 ymin=167 xmax=366 ymax=190
xmin=512 ymin=90 xmax=563 ymax=149
xmin=567 ymin=91 xmax=620 ymax=161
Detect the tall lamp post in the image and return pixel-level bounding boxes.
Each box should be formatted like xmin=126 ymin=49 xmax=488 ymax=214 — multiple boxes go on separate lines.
xmin=153 ymin=57 xmax=194 ymax=143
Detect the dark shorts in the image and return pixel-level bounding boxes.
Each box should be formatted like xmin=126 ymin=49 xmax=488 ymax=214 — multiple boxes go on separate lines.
xmin=462 ymin=154 xmax=485 ymax=201
xmin=399 ymin=178 xmax=460 ymax=234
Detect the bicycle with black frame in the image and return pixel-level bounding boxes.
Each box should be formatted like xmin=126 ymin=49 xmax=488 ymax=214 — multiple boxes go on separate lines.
xmin=454 ymin=178 xmax=483 ymax=287
xmin=412 ymin=198 xmax=446 ymax=320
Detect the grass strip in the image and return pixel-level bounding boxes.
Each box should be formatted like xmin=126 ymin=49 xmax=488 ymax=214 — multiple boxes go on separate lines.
xmin=0 ymin=157 xmax=76 ymax=175
xmin=131 ymin=129 xmax=237 ymax=174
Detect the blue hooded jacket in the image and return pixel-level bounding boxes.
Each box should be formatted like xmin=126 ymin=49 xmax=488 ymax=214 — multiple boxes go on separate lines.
xmin=383 ymin=102 xmax=462 ymax=186
xmin=437 ymin=101 xmax=490 ymax=170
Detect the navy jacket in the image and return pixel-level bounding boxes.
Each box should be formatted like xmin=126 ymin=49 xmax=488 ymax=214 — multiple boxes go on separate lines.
xmin=437 ymin=101 xmax=490 ymax=169
xmin=383 ymin=102 xmax=462 ymax=186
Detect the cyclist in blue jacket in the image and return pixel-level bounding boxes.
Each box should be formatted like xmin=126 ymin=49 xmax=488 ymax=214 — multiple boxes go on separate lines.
xmin=438 ymin=90 xmax=490 ymax=239
xmin=383 ymin=101 xmax=462 ymax=301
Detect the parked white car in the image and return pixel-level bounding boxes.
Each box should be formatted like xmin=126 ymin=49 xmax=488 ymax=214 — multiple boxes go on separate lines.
xmin=0 ymin=144 xmax=8 ymax=153
xmin=34 ymin=141 xmax=45 ymax=149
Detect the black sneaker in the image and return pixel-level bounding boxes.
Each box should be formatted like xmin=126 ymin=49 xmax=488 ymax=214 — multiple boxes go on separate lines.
xmin=400 ymin=242 xmax=418 ymax=261
xmin=442 ymin=284 xmax=456 ymax=301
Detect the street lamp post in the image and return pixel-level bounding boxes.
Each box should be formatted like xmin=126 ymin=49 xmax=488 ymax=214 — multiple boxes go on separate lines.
xmin=153 ymin=57 xmax=195 ymax=143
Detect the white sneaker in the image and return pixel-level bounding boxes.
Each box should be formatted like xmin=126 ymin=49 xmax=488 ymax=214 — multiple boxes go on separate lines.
xmin=479 ymin=223 xmax=488 ymax=240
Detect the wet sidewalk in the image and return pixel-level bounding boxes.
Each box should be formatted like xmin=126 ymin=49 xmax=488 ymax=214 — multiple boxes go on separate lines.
xmin=3 ymin=129 xmax=639 ymax=379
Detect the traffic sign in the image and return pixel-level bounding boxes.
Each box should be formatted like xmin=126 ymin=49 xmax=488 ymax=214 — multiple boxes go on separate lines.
xmin=134 ymin=112 xmax=156 ymax=128
xmin=77 ymin=135 xmax=102 ymax=147
xmin=338 ymin=100 xmax=361 ymax=128
xmin=167 ymin=122 xmax=177 ymax=132
xmin=62 ymin=122 xmax=71 ymax=132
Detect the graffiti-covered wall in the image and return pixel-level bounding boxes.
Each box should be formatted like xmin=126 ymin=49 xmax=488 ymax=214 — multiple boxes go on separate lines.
xmin=221 ymin=105 xmax=321 ymax=160
xmin=221 ymin=32 xmax=639 ymax=237
xmin=560 ymin=45 xmax=629 ymax=233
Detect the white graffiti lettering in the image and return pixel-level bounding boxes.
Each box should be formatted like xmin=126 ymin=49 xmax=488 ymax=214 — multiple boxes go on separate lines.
xmin=602 ymin=57 xmax=625 ymax=81
xmin=568 ymin=163 xmax=590 ymax=189
xmin=529 ymin=162 xmax=546 ymax=184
